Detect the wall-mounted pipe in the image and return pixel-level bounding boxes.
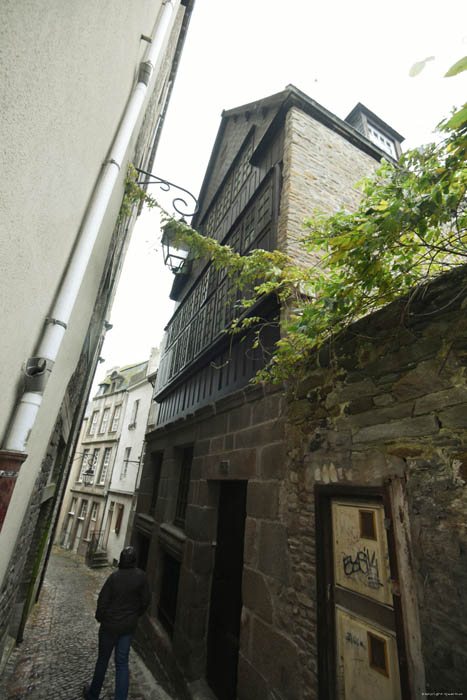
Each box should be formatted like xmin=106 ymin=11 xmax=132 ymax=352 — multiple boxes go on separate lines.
xmin=3 ymin=0 xmax=178 ymax=453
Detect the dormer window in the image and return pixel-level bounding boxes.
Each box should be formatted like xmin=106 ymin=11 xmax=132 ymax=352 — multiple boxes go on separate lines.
xmin=344 ymin=103 xmax=404 ymax=161
xmin=367 ymin=123 xmax=396 ymax=159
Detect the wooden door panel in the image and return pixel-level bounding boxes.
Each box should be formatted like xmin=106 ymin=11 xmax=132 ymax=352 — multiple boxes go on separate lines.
xmin=332 ymin=501 xmax=392 ymax=606
xmin=336 ymin=608 xmax=401 ymax=700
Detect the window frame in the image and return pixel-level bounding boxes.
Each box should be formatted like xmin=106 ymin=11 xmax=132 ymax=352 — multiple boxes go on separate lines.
xmin=98 ymin=447 xmax=111 ymax=485
xmin=99 ymin=407 xmax=111 ymax=434
xmin=110 ymin=404 xmax=122 ymax=432
xmin=89 ymin=411 xmax=99 ymax=435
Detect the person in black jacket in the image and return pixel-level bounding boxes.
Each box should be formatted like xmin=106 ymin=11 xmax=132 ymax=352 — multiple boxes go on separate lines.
xmin=83 ymin=546 xmax=150 ymax=700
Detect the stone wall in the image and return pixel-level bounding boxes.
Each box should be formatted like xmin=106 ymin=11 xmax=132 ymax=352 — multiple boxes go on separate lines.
xmin=285 ymin=265 xmax=467 ymax=695
xmin=277 ymin=106 xmax=379 ymax=265
xmin=134 ymin=383 xmax=300 ymax=700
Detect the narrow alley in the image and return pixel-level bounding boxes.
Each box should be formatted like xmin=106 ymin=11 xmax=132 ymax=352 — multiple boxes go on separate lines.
xmin=0 ymin=547 xmax=176 ymax=700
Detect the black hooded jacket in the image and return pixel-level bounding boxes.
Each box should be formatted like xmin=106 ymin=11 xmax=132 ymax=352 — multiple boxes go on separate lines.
xmin=95 ymin=565 xmax=150 ymax=636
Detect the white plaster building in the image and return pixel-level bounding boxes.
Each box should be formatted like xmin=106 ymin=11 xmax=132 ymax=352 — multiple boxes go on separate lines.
xmin=0 ymin=0 xmax=195 ymax=666
xmin=101 ymin=355 xmax=158 ymax=565
xmin=56 ymin=361 xmax=154 ymax=564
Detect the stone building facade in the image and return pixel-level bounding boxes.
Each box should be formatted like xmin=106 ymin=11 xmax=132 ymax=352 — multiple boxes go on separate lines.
xmin=56 ymin=362 xmax=151 ymax=563
xmin=129 ymin=86 xmax=426 ymax=700
xmin=0 ymin=0 xmax=195 ymax=670
xmin=283 ymin=264 xmax=467 ymax=697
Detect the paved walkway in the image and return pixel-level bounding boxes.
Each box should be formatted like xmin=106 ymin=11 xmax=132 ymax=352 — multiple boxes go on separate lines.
xmin=0 ymin=547 xmax=177 ymax=700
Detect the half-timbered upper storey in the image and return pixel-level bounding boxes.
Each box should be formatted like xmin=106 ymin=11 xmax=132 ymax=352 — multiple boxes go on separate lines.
xmin=154 ymin=86 xmax=404 ymax=426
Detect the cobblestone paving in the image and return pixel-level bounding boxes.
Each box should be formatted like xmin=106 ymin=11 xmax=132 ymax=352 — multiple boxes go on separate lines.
xmin=0 ymin=547 xmax=176 ymax=700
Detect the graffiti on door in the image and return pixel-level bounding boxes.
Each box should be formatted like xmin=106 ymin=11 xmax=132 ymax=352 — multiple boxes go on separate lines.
xmin=342 ymin=547 xmax=383 ymax=590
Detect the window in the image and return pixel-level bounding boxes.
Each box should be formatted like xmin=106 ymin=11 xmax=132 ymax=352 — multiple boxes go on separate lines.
xmin=121 ymin=447 xmax=131 ymax=479
xmin=78 ymin=450 xmax=90 ymax=482
xmin=110 ymin=405 xmax=122 ymax=432
xmin=69 ymin=497 xmax=77 ymax=514
xmin=89 ymin=411 xmax=99 ymax=435
xmin=90 ymin=502 xmax=99 ymax=521
xmin=359 ymin=509 xmax=377 ymax=540
xmin=368 ymin=632 xmax=389 ymax=676
xmin=129 ymin=400 xmax=140 ymax=428
xmin=174 ymin=446 xmax=193 ymax=528
xmin=115 ymin=504 xmax=124 ymax=535
xmin=78 ymin=500 xmax=88 ymax=519
xmin=99 ymin=408 xmax=110 ymax=434
xmin=99 ymin=447 xmax=111 ymax=485
xmin=367 ymin=123 xmax=396 ymax=158
xmin=86 ymin=448 xmax=100 ymax=484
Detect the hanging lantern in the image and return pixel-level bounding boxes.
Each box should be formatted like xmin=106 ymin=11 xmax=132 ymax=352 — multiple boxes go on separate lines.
xmin=161 ymin=219 xmax=192 ymax=273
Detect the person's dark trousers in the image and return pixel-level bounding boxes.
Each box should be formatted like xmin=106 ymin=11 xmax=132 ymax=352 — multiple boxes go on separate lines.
xmin=87 ymin=626 xmax=131 ymax=700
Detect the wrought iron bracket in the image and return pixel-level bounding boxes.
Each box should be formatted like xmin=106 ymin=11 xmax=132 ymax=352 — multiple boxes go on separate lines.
xmin=135 ymin=167 xmax=199 ymax=217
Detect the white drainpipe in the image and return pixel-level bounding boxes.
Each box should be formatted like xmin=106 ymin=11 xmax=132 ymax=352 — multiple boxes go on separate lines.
xmin=4 ymin=0 xmax=178 ymax=452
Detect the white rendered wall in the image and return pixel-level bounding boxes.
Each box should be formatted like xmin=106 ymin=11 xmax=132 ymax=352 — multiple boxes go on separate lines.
xmin=0 ymin=0 xmax=182 ymax=583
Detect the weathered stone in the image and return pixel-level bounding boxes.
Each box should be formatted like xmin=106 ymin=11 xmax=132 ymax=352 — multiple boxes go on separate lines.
xmin=344 ymin=401 xmax=414 ymax=429
xmin=373 ymin=393 xmax=395 ymax=407
xmin=260 ymin=442 xmax=287 ymax=479
xmin=392 ymin=360 xmax=451 ymax=400
xmin=346 ymin=396 xmax=374 ymax=414
xmin=184 ymin=505 xmax=217 ymax=542
xmin=237 ymin=654 xmax=268 ymax=700
xmin=243 ymin=517 xmax=258 ymax=567
xmin=190 ymin=542 xmax=214 ymax=576
xmin=287 ymin=399 xmax=313 ymax=423
xmin=235 ymin=421 xmax=285 ymax=450
xmin=353 ymin=415 xmax=440 ymax=443
xmin=249 ymin=617 xmax=300 ymax=700
xmin=438 ymin=405 xmax=467 ymax=430
xmin=247 ymin=481 xmax=279 ymax=519
xmin=414 ymin=387 xmax=467 ymax=414
xmin=352 ymin=450 xmax=406 ymax=482
xmin=251 ymin=393 xmax=284 ymax=426
xmin=295 ymin=373 xmax=324 ymax=398
xmin=258 ymin=522 xmax=289 ymax=584
xmin=228 ymin=404 xmax=252 ymax=432
xmin=242 ymin=568 xmax=273 ymax=622
xmin=197 ymin=412 xmax=228 ymax=439
xmin=334 ymin=378 xmax=377 ymax=402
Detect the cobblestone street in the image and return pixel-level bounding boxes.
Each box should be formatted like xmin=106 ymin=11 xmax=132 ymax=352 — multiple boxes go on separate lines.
xmin=0 ymin=547 xmax=176 ymax=700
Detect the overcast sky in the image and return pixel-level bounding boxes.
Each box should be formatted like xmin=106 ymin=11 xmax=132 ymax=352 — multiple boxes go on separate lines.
xmin=94 ymin=0 xmax=467 ymax=392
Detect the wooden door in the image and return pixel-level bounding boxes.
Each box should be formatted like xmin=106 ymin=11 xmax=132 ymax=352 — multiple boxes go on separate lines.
xmin=332 ymin=500 xmax=401 ymax=699
xmin=317 ymin=489 xmax=409 ymax=700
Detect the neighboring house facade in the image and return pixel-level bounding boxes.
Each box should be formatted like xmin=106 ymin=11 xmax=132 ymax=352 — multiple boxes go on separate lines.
xmin=0 ymin=0 xmax=195 ymax=666
xmin=130 ymin=86 xmax=417 ymax=700
xmin=101 ymin=356 xmax=157 ymax=566
xmin=56 ymin=362 xmax=152 ymax=563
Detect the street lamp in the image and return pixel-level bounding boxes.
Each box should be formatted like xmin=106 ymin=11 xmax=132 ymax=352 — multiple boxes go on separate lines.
xmin=134 ymin=167 xmax=198 ymax=294
xmin=161 ymin=220 xmax=193 ymax=274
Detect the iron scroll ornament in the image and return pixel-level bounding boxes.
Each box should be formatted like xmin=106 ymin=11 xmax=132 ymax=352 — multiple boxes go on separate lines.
xmin=135 ymin=167 xmax=199 ymax=218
